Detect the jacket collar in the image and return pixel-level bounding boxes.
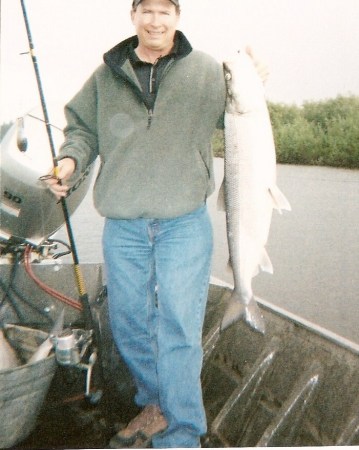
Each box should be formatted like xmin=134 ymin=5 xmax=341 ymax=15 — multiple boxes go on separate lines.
xmin=103 ymin=30 xmax=192 ymax=75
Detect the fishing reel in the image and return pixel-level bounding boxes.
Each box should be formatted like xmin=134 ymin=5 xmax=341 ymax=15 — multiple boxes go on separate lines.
xmin=54 ymin=328 xmax=102 ymax=404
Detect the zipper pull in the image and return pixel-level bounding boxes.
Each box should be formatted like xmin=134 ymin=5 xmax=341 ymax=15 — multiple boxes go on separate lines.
xmin=147 ymin=109 xmax=153 ymax=129
xmin=149 ymin=66 xmax=155 ymax=94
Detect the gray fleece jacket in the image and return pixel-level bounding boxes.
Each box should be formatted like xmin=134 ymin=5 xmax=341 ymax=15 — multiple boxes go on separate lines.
xmin=59 ymin=31 xmax=226 ymax=219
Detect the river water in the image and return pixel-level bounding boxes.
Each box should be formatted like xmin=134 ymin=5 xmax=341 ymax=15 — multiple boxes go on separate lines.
xmin=55 ymin=159 xmax=359 ymax=345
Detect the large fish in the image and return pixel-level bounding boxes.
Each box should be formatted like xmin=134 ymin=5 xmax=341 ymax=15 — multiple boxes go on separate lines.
xmin=218 ymin=50 xmax=291 ymax=333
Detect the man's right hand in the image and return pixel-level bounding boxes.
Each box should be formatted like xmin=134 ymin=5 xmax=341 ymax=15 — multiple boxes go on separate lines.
xmin=42 ymin=157 xmax=76 ymax=200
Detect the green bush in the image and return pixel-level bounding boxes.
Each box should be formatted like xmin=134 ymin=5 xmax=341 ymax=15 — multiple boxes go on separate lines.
xmin=212 ymin=129 xmax=224 ymax=158
xmin=212 ymin=95 xmax=359 ymax=169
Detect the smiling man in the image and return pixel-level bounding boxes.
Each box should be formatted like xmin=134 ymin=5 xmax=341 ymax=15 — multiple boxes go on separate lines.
xmin=131 ymin=0 xmax=180 ymax=60
xmin=45 ymin=0 xmax=264 ymax=447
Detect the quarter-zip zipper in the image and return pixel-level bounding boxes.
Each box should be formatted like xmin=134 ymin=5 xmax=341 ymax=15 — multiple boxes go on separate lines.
xmin=149 ymin=57 xmax=161 ymax=94
xmin=147 ymin=57 xmax=161 ymax=129
xmin=120 ymin=56 xmax=176 ymax=130
xmin=147 ymin=109 xmax=153 ymax=129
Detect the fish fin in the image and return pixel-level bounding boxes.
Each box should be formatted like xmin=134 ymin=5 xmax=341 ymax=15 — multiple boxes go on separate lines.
xmin=217 ymin=181 xmax=226 ymax=212
xmin=221 ymin=291 xmax=245 ymax=331
xmin=258 ymin=247 xmax=273 ymax=274
xmin=221 ymin=292 xmax=266 ymax=335
xmin=244 ymin=298 xmax=266 ymax=334
xmin=269 ymin=185 xmax=291 ymax=213
xmin=252 ymin=248 xmax=273 ymax=276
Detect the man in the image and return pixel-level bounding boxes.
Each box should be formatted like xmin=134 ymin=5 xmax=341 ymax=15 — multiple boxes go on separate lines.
xmin=46 ymin=0 xmax=267 ymax=447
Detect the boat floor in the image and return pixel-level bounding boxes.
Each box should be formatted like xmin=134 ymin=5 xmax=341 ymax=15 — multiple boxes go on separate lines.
xmin=1 ymin=264 xmax=358 ymax=448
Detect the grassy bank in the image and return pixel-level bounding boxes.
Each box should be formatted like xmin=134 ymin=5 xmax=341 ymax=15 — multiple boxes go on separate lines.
xmin=213 ymin=95 xmax=359 ymax=169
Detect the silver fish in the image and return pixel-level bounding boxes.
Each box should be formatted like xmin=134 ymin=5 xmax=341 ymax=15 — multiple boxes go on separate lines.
xmin=218 ymin=50 xmax=291 ymax=333
xmin=28 ymin=308 xmax=65 ymax=364
xmin=0 ymin=329 xmax=20 ymax=371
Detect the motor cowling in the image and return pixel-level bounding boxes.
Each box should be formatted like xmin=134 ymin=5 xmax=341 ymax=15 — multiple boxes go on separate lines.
xmin=0 ymin=107 xmax=94 ymax=246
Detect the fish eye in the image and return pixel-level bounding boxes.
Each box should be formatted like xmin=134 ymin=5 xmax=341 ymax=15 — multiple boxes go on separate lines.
xmin=225 ymin=72 xmax=232 ymax=81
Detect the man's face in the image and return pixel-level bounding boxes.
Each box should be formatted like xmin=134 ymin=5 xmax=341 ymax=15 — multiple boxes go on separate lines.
xmin=131 ymin=0 xmax=180 ymax=55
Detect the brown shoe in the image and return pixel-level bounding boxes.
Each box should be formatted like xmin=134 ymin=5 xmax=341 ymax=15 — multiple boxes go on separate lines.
xmin=109 ymin=404 xmax=168 ymax=448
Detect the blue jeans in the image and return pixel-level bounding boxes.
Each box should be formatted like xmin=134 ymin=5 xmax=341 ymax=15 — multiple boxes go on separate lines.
xmin=103 ymin=205 xmax=213 ymax=448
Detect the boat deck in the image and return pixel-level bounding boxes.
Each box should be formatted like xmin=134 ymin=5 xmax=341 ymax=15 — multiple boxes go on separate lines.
xmin=1 ymin=263 xmax=358 ymax=448
xmin=202 ymin=285 xmax=359 ymax=447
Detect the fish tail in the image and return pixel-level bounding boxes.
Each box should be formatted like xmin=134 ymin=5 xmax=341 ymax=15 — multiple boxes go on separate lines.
xmin=221 ymin=290 xmax=245 ymax=331
xmin=221 ymin=292 xmax=266 ymax=334
xmin=244 ymin=297 xmax=266 ymax=334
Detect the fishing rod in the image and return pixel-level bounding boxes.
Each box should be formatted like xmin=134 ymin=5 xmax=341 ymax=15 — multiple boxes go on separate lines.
xmin=20 ymin=0 xmax=109 ymax=405
xmin=19 ymin=0 xmax=93 ymax=329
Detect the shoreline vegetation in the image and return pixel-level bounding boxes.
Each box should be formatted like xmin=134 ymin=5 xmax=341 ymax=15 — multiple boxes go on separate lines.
xmin=1 ymin=95 xmax=358 ymax=170
xmin=212 ymin=95 xmax=359 ymax=169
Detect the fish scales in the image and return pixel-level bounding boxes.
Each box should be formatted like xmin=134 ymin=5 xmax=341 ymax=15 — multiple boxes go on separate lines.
xmin=220 ymin=50 xmax=291 ymax=333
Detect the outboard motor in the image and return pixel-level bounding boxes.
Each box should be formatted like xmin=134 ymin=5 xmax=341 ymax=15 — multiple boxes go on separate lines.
xmin=0 ymin=107 xmax=94 ymax=246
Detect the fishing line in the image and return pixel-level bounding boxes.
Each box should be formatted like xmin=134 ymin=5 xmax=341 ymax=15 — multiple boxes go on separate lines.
xmin=27 ymin=113 xmax=63 ymax=132
xmin=19 ymin=0 xmax=93 ymax=329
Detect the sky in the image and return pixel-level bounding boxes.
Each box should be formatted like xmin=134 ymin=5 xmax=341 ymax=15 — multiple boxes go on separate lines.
xmin=1 ymin=0 xmax=359 ymax=124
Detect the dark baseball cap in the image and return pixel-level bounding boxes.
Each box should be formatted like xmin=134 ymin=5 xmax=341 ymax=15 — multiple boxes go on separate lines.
xmin=132 ymin=0 xmax=180 ymax=7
